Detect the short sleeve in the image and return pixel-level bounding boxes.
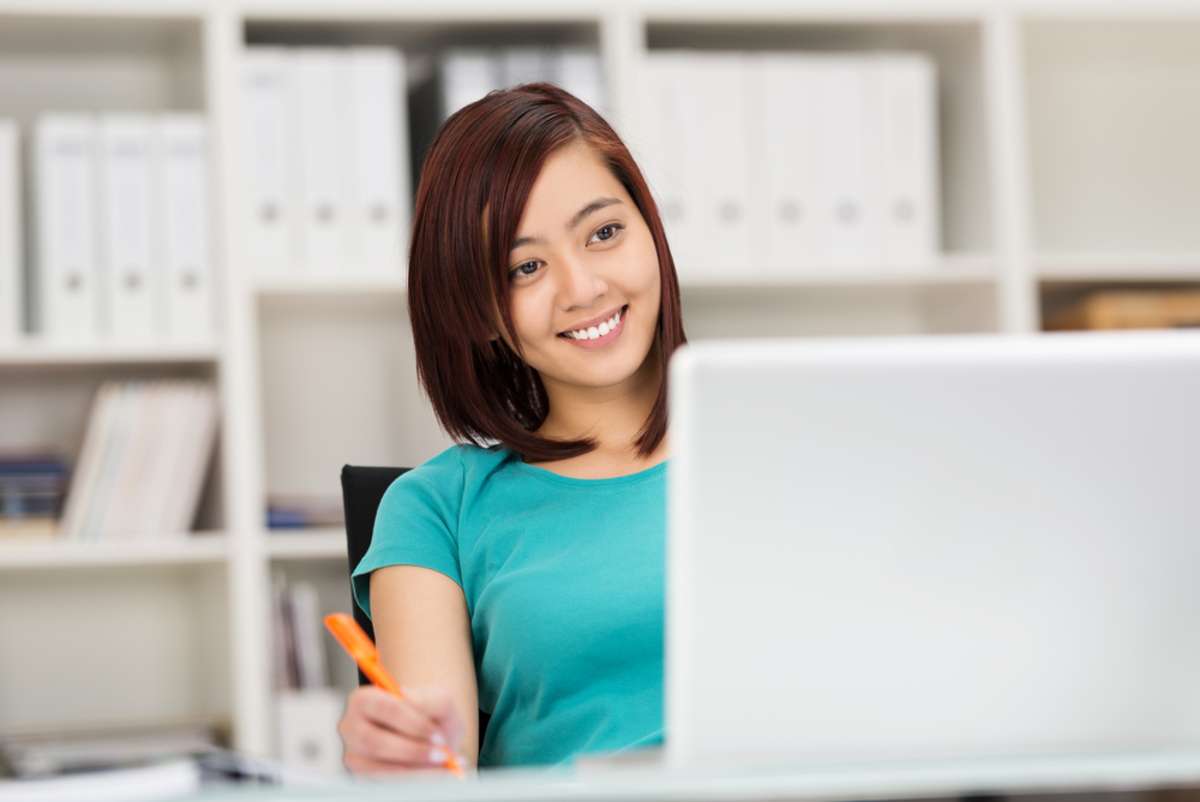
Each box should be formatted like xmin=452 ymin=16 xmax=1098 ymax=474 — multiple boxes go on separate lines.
xmin=351 ymin=445 xmax=465 ymax=620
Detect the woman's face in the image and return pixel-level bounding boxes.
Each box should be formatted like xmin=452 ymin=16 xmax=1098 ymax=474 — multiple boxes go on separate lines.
xmin=500 ymin=140 xmax=662 ymax=394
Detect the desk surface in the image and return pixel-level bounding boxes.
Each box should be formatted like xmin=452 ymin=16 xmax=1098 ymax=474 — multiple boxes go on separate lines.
xmin=195 ymin=750 xmax=1200 ymax=802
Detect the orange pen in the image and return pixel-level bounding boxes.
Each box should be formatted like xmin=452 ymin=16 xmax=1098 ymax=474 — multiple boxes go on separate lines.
xmin=324 ymin=613 xmax=466 ymax=777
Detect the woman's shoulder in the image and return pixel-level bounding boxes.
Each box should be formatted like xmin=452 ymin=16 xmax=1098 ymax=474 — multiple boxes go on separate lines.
xmin=387 ymin=441 xmax=515 ymax=499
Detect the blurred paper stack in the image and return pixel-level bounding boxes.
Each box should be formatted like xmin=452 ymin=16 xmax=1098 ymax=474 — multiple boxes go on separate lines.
xmin=58 ymin=380 xmax=218 ymax=540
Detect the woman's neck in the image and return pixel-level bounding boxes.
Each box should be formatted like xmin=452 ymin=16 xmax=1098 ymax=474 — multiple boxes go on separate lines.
xmin=536 ymin=349 xmax=662 ymax=457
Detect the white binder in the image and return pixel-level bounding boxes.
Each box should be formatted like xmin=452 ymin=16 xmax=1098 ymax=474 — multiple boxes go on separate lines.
xmin=347 ymin=48 xmax=408 ymax=276
xmin=0 ymin=120 xmax=19 ymax=342
xmin=638 ymin=53 xmax=700 ymax=282
xmin=32 ymin=115 xmax=101 ymax=341
xmin=98 ymin=114 xmax=157 ymax=341
xmin=749 ymin=54 xmax=825 ymax=275
xmin=294 ymin=47 xmax=349 ymax=275
xmin=556 ymin=47 xmax=606 ymax=117
xmin=500 ymin=46 xmax=554 ymax=87
xmin=440 ymin=48 xmax=500 ymax=118
xmin=684 ymin=53 xmax=753 ymax=280
xmin=241 ymin=48 xmax=297 ymax=278
xmin=879 ymin=53 xmax=939 ymax=266
xmin=814 ymin=57 xmax=883 ymax=266
xmin=156 ymin=114 xmax=214 ymax=340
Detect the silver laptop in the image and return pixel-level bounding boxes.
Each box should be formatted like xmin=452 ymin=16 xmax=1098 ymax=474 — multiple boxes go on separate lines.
xmin=666 ymin=331 xmax=1200 ymax=781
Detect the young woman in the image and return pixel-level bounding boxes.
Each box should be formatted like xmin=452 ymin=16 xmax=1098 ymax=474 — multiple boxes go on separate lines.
xmin=337 ymin=81 xmax=687 ymax=773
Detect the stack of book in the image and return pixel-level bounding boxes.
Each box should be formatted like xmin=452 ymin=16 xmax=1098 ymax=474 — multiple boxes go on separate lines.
xmin=271 ymin=574 xmax=329 ymax=693
xmin=59 ymin=380 xmax=218 ymax=541
xmin=0 ymin=452 xmax=69 ymax=539
xmin=265 ymin=494 xmax=343 ymax=530
xmin=1047 ymin=289 xmax=1200 ymax=331
xmin=26 ymin=114 xmax=213 ymax=343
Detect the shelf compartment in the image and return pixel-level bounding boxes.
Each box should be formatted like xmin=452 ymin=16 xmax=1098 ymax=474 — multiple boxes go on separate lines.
xmin=1024 ymin=18 xmax=1200 ymax=253
xmin=0 ymin=561 xmax=229 ymax=735
xmin=0 ymin=12 xmax=206 ymax=129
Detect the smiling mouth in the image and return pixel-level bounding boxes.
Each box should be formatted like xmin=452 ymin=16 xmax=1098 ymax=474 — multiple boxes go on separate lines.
xmin=554 ymin=303 xmax=628 ymax=340
xmin=554 ymin=302 xmax=628 ymax=336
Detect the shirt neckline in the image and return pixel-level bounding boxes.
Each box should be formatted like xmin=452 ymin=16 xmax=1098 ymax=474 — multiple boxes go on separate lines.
xmin=508 ymin=454 xmax=669 ymax=488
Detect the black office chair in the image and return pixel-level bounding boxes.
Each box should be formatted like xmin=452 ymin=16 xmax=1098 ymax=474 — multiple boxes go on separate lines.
xmin=339 ymin=464 xmax=489 ymax=749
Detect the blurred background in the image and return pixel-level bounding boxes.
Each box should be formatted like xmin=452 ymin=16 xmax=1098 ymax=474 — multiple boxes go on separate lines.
xmin=1 ymin=0 xmax=1199 ymax=786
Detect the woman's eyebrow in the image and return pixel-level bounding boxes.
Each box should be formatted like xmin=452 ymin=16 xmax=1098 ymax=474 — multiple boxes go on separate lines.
xmin=511 ymin=197 xmax=623 ymax=250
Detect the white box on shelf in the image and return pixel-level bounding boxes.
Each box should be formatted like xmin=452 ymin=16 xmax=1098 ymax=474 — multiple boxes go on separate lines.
xmin=32 ymin=115 xmax=101 ymax=341
xmin=555 ymin=47 xmax=605 ymax=117
xmin=749 ymin=54 xmax=825 ymax=275
xmin=878 ymin=53 xmax=940 ymax=266
xmin=294 ymin=48 xmax=350 ymax=276
xmin=638 ymin=53 xmax=701 ymax=281
xmin=440 ymin=48 xmax=501 ymax=119
xmin=242 ymin=47 xmax=298 ymax=278
xmin=347 ymin=48 xmax=408 ymax=276
xmin=686 ymin=53 xmax=753 ymax=280
xmin=156 ymin=114 xmax=215 ymax=340
xmin=499 ymin=46 xmax=555 ymax=87
xmin=98 ymin=114 xmax=158 ymax=341
xmin=0 ymin=120 xmax=19 ymax=342
xmin=275 ymin=688 xmax=345 ymax=776
xmin=815 ymin=57 xmax=883 ymax=266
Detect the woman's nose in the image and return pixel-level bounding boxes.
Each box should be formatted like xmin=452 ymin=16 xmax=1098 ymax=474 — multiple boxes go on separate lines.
xmin=557 ymin=253 xmax=608 ymax=309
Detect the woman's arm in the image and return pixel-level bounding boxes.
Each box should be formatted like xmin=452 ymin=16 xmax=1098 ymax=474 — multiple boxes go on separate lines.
xmin=338 ymin=565 xmax=479 ymax=772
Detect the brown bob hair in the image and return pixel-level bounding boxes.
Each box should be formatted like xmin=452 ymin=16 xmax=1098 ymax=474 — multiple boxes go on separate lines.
xmin=407 ymin=81 xmax=687 ymax=464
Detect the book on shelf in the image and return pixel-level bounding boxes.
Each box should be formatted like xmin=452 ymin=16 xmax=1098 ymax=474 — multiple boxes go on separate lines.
xmin=406 ymin=44 xmax=605 ymax=211
xmin=1047 ymin=289 xmax=1200 ymax=331
xmin=58 ymin=380 xmax=218 ymax=541
xmin=0 ymin=452 xmax=69 ymax=538
xmin=271 ymin=572 xmax=329 ymax=692
xmin=265 ymin=494 xmax=343 ymax=530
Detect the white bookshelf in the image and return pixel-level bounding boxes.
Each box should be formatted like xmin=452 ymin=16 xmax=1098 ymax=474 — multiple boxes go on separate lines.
xmin=0 ymin=533 xmax=228 ymax=569
xmin=1 ymin=0 xmax=1198 ymax=765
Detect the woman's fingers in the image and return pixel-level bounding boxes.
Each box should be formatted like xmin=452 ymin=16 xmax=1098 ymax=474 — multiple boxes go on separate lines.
xmin=400 ymin=685 xmax=467 ymax=750
xmin=339 ymin=686 xmax=458 ymax=772
xmin=353 ymin=685 xmax=440 ymax=743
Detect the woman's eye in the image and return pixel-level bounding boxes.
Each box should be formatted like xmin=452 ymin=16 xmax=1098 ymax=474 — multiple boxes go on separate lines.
xmin=591 ymin=223 xmax=624 ymax=243
xmin=509 ymin=261 xmax=539 ymax=281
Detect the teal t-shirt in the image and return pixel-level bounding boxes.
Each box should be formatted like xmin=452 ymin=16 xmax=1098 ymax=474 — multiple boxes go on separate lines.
xmin=351 ymin=443 xmax=666 ymax=768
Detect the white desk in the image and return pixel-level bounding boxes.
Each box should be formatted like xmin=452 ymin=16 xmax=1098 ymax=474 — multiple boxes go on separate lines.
xmin=194 ymin=751 xmax=1200 ymax=802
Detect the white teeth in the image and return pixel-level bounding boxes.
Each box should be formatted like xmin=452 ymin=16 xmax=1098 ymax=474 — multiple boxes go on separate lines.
xmin=565 ymin=307 xmax=623 ymax=341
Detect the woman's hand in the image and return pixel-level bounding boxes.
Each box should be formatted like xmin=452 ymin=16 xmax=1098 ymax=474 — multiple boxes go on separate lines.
xmin=338 ymin=684 xmax=469 ymax=775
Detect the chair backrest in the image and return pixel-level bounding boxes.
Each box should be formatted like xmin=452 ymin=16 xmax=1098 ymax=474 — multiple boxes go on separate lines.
xmin=339 ymin=465 xmax=410 ymax=655
xmin=339 ymin=463 xmax=491 ymax=747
